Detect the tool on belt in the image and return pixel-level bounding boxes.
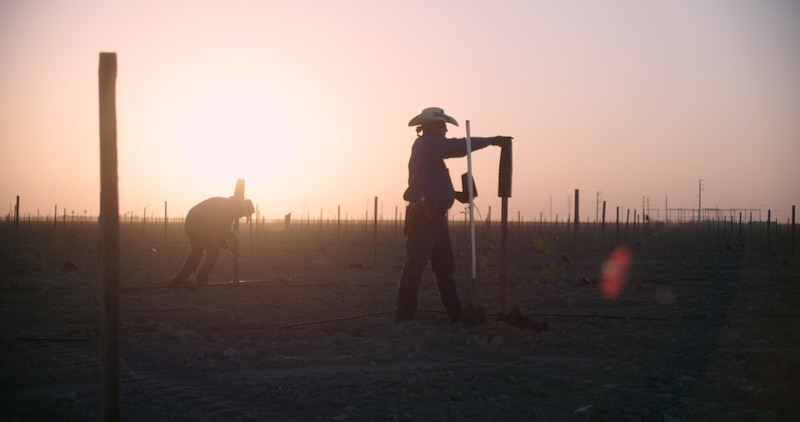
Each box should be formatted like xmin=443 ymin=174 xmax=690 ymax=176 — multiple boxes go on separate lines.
xmin=403 ymin=198 xmax=433 ymax=235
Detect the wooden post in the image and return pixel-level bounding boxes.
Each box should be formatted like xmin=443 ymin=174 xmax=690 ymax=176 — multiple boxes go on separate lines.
xmin=767 ymin=209 xmax=771 ymax=252
xmin=373 ymin=196 xmax=378 ymax=268
xmin=497 ymin=140 xmax=512 ymax=313
xmin=738 ymin=212 xmax=743 ymax=246
xmin=163 ymin=201 xmax=168 ymax=248
xmin=249 ymin=207 xmax=253 ymax=260
xmin=499 ymin=196 xmax=508 ymax=312
xmin=98 ymin=51 xmax=120 ymax=422
xmin=573 ymin=189 xmax=579 ymax=283
xmin=729 ymin=214 xmax=734 ymax=240
xmin=601 ymin=200 xmax=607 ymax=247
xmin=487 ymin=205 xmax=492 ymax=239
xmin=232 ymin=179 xmax=245 ymax=283
xmin=792 ymin=205 xmax=797 ymax=261
xmin=14 ymin=196 xmax=19 ymax=245
xmin=625 ymin=209 xmax=630 ymax=242
xmin=254 ymin=204 xmax=259 ymax=240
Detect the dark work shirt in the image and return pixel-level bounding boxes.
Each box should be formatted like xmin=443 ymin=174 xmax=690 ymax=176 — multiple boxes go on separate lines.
xmin=403 ymin=134 xmax=492 ymax=209
xmin=185 ymin=197 xmax=240 ymax=244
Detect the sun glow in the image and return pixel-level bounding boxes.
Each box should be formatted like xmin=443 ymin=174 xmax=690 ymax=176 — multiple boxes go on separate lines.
xmin=174 ymin=95 xmax=298 ymax=194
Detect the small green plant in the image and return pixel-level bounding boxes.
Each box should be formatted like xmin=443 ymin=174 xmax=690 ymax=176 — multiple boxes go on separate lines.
xmin=542 ymin=261 xmax=567 ymax=283
xmin=532 ymin=236 xmax=552 ymax=254
xmin=476 ymin=232 xmax=495 ymax=267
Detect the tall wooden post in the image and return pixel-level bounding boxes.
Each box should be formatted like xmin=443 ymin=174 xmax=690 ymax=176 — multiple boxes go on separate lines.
xmin=163 ymin=201 xmax=168 ymax=248
xmin=497 ymin=141 xmax=512 ymax=313
xmin=572 ymin=189 xmax=580 ymax=283
xmin=625 ymin=209 xmax=630 ymax=243
xmin=738 ymin=212 xmax=743 ymax=246
xmin=254 ymin=204 xmax=259 ymax=240
xmin=792 ymin=205 xmax=797 ymax=261
xmin=249 ymin=206 xmax=253 ymax=260
xmin=767 ymin=209 xmax=772 ymax=252
xmin=601 ymin=200 xmax=607 ymax=247
xmin=373 ymin=196 xmax=378 ymax=268
xmin=98 ymin=52 xmax=120 ymax=422
xmin=14 ymin=196 xmax=19 ymax=245
xmin=232 ymin=179 xmax=245 ymax=283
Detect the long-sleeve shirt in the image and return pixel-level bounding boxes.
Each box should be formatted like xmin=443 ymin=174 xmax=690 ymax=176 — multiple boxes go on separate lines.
xmin=403 ymin=134 xmax=493 ymax=209
xmin=185 ymin=197 xmax=240 ymax=246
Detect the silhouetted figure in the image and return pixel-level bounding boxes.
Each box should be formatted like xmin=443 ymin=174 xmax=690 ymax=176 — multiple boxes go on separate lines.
xmin=170 ymin=197 xmax=255 ymax=286
xmin=395 ymin=107 xmax=512 ymax=323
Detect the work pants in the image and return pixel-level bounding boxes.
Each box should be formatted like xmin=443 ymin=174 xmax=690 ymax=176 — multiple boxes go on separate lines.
xmin=174 ymin=220 xmax=221 ymax=284
xmin=396 ymin=210 xmax=461 ymax=322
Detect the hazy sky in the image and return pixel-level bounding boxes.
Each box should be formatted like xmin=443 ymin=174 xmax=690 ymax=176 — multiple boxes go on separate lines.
xmin=2 ymin=0 xmax=798 ymax=222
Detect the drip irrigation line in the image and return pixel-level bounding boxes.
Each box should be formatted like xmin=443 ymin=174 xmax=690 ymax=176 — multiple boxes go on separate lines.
xmin=523 ymin=312 xmax=671 ymax=322
xmin=271 ymin=309 xmax=672 ymax=330
xmin=17 ymin=336 xmax=93 ymax=343
xmin=115 ymin=282 xmax=676 ymax=324
xmin=272 ymin=312 xmax=393 ymax=330
xmin=119 ymin=281 xmax=395 ymax=294
xmin=120 ymin=286 xmax=172 ymax=293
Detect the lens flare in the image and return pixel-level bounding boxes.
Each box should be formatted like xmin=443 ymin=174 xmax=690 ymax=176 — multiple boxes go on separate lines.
xmin=600 ymin=246 xmax=632 ymax=299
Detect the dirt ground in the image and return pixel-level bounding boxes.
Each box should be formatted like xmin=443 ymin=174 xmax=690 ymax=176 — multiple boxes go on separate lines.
xmin=1 ymin=217 xmax=798 ymax=421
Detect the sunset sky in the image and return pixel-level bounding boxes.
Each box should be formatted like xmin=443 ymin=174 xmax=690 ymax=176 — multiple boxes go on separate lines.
xmin=2 ymin=0 xmax=798 ymax=223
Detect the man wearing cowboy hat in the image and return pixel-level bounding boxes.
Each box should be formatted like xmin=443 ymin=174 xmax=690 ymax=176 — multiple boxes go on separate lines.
xmin=170 ymin=196 xmax=255 ymax=286
xmin=396 ymin=107 xmax=512 ymax=324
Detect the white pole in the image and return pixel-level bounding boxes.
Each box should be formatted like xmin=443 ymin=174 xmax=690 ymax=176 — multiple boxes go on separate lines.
xmin=466 ymin=120 xmax=477 ymax=304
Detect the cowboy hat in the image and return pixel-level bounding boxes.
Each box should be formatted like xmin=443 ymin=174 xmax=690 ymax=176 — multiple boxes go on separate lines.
xmin=408 ymin=107 xmax=459 ymax=127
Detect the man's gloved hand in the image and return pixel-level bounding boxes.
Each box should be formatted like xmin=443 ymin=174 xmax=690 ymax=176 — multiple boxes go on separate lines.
xmin=491 ymin=136 xmax=513 ymax=147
